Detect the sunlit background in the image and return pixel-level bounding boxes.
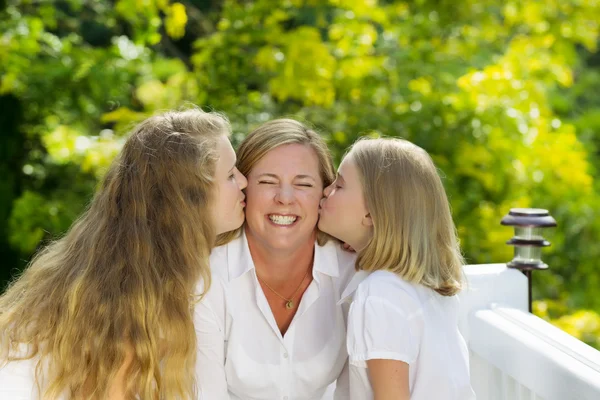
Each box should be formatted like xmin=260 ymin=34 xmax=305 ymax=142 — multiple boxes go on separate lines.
xmin=1 ymin=0 xmax=600 ymax=348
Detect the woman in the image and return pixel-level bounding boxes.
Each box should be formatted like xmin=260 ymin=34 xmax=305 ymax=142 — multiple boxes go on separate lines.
xmin=319 ymin=138 xmax=474 ymax=399
xmin=195 ymin=119 xmax=356 ymax=399
xmin=0 ymin=109 xmax=247 ymax=399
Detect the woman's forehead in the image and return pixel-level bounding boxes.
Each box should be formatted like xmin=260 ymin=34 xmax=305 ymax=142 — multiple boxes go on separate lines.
xmin=251 ymin=143 xmax=320 ymax=177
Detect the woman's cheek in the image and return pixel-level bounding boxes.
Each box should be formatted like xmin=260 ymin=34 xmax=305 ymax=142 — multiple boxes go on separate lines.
xmin=307 ymin=189 xmax=324 ymax=202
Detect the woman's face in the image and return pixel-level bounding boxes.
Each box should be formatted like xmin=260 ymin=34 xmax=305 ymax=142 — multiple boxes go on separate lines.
xmin=213 ymin=134 xmax=248 ymax=235
xmin=318 ymin=154 xmax=372 ymax=251
xmin=244 ymin=143 xmax=323 ymax=253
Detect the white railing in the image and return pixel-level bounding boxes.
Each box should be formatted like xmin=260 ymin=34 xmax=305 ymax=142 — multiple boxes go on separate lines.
xmin=459 ymin=264 xmax=600 ymax=400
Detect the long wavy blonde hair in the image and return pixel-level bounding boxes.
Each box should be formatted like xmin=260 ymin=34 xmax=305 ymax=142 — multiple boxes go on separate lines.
xmin=0 ymin=109 xmax=230 ymax=399
xmin=351 ymin=138 xmax=464 ymax=296
xmin=217 ymin=118 xmax=335 ymax=246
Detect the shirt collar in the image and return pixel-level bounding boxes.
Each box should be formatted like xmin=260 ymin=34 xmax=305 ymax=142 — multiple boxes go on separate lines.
xmin=226 ymin=230 xmax=341 ymax=281
xmin=337 ymin=270 xmax=370 ymax=305
xmin=227 ymin=229 xmax=255 ymax=281
xmin=313 ymin=240 xmax=340 ymax=278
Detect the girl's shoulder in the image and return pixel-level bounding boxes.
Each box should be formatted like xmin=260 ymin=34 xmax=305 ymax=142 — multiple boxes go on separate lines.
xmin=355 ymin=270 xmax=433 ymax=315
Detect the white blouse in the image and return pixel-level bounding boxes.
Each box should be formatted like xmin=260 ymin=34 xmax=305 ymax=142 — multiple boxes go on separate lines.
xmin=194 ymin=231 xmax=356 ymax=400
xmin=340 ymin=270 xmax=475 ymax=400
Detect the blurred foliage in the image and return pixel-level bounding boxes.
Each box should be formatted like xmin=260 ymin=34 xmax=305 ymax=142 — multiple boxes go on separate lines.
xmin=2 ymin=0 xmax=600 ymax=348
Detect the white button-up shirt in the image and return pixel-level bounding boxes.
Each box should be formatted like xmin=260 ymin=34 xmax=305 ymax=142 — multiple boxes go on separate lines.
xmin=194 ymin=231 xmax=356 ymax=399
xmin=339 ymin=270 xmax=476 ymax=400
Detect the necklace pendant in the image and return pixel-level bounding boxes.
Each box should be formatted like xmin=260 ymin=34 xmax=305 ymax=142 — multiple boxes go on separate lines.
xmin=285 ymin=300 xmax=294 ymax=309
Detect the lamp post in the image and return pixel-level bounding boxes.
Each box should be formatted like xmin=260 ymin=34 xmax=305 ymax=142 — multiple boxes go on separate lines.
xmin=500 ymin=208 xmax=557 ymax=312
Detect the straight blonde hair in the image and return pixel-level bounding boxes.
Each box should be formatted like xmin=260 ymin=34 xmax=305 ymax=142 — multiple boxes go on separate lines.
xmin=351 ymin=138 xmax=464 ymax=296
xmin=0 ymin=109 xmax=229 ymax=399
xmin=217 ymin=118 xmax=335 ymax=246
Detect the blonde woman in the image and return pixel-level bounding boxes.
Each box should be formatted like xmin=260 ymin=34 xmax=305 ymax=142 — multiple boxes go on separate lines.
xmin=195 ymin=119 xmax=356 ymax=399
xmin=0 ymin=109 xmax=247 ymax=399
xmin=318 ymin=138 xmax=475 ymax=400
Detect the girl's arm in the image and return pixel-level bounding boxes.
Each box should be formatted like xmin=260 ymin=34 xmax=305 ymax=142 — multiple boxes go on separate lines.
xmin=367 ymin=359 xmax=410 ymax=400
xmin=347 ymin=282 xmax=423 ymax=400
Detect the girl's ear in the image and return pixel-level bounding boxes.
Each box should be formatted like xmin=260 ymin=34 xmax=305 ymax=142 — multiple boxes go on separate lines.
xmin=362 ymin=213 xmax=373 ymax=227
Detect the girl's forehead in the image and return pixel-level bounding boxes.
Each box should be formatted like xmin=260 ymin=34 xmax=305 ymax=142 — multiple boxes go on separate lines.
xmin=338 ymin=155 xmax=357 ymax=177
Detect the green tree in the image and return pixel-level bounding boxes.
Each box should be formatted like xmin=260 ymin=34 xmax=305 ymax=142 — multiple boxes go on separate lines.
xmin=2 ymin=0 xmax=600 ymax=347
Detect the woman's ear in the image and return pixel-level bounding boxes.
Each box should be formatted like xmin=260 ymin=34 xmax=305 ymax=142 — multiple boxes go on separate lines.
xmin=362 ymin=213 xmax=373 ymax=227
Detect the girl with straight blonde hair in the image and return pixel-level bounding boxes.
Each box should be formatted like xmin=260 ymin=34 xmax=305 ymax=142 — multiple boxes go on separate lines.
xmin=319 ymin=137 xmax=475 ymax=400
xmin=0 ymin=108 xmax=247 ymax=399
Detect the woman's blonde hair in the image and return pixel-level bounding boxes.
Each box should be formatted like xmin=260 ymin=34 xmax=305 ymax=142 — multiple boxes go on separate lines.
xmin=0 ymin=108 xmax=229 ymax=399
xmin=217 ymin=118 xmax=335 ymax=246
xmin=351 ymin=138 xmax=464 ymax=296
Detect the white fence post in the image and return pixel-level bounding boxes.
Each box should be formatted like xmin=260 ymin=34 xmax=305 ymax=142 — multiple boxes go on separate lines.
xmin=459 ymin=264 xmax=600 ymax=400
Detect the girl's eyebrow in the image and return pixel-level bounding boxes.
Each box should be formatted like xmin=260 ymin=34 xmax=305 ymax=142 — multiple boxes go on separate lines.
xmin=228 ymin=158 xmax=237 ymax=174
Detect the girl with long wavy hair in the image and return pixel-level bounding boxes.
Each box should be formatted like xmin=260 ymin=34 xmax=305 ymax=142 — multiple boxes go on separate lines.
xmin=319 ymin=138 xmax=475 ymax=399
xmin=0 ymin=109 xmax=247 ymax=399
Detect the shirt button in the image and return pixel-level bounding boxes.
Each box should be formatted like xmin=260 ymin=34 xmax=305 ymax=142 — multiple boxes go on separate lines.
xmin=283 ymin=352 xmax=288 ymax=358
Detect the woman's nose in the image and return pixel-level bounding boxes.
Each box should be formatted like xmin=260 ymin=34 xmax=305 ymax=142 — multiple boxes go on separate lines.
xmin=275 ymin=184 xmax=295 ymax=204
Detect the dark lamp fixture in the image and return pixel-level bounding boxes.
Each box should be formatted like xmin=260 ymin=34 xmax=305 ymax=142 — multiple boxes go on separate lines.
xmin=500 ymin=208 xmax=557 ymax=312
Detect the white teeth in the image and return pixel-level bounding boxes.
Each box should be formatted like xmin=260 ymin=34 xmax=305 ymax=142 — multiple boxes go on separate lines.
xmin=269 ymin=215 xmax=297 ymax=225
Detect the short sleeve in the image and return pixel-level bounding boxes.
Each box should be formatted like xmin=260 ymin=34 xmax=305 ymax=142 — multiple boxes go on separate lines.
xmin=347 ymin=294 xmax=423 ymax=368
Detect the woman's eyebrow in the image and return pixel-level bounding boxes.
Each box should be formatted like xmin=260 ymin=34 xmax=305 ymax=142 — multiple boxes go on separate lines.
xmin=294 ymin=174 xmax=316 ymax=181
xmin=256 ymin=173 xmax=279 ymax=179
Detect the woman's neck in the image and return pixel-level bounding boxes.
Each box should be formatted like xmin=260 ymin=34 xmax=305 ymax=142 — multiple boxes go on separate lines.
xmin=245 ymin=228 xmax=316 ymax=285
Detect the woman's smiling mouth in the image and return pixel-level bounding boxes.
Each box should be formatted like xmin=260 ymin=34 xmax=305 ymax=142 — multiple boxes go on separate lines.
xmin=268 ymin=214 xmax=298 ymax=226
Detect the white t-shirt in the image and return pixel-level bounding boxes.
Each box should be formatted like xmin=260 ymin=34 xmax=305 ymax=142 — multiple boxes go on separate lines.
xmin=194 ymin=231 xmax=356 ymax=400
xmin=340 ymin=270 xmax=475 ymax=400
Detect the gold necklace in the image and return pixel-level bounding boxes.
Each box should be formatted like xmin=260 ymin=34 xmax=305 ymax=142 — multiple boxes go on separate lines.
xmin=257 ymin=268 xmax=311 ymax=309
